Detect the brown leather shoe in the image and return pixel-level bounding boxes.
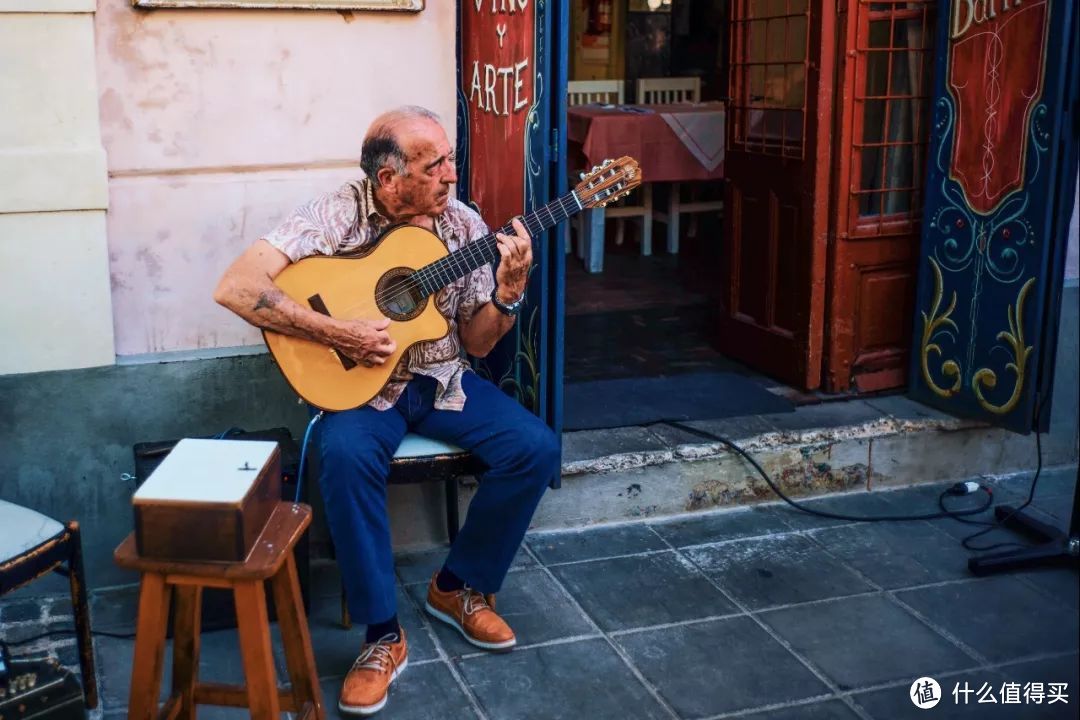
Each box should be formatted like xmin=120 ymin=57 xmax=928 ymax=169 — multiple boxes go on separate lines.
xmin=424 ymin=573 xmax=516 ymax=651
xmin=338 ymin=628 xmax=408 ymax=716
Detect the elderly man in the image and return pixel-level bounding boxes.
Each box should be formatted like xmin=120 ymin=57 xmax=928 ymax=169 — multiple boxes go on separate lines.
xmin=214 ymin=105 xmax=558 ymax=716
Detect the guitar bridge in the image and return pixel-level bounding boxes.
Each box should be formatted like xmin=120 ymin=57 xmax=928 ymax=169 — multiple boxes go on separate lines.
xmin=307 ymin=293 xmax=358 ymax=371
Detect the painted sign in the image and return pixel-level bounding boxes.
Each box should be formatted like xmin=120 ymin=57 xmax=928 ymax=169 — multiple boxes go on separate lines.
xmin=460 ymin=0 xmax=536 ymax=228
xmin=457 ymin=0 xmax=562 ymax=438
xmin=909 ymin=0 xmax=1079 ymax=432
xmin=947 ymin=0 xmax=1048 ymax=214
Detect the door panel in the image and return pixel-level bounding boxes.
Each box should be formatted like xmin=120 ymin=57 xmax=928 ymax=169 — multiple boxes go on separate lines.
xmin=827 ymin=0 xmax=935 ymax=393
xmin=719 ymin=0 xmax=835 ymax=389
xmin=907 ymin=0 xmax=1079 ymax=433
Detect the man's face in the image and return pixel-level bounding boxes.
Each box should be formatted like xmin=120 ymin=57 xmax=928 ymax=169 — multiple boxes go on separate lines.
xmin=394 ymin=119 xmax=458 ymax=217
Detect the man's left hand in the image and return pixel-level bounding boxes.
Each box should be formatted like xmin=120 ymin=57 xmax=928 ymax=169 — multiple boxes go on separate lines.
xmin=494 ymin=217 xmax=532 ymax=302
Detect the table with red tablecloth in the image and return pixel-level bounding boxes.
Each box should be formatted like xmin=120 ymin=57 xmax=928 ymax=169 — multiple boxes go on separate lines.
xmin=567 ymin=102 xmax=725 ymax=272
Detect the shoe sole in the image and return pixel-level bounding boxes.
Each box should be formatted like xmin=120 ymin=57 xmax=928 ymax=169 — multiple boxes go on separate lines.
xmin=424 ymin=601 xmax=517 ymax=651
xmin=336 ymin=656 xmax=409 ymax=716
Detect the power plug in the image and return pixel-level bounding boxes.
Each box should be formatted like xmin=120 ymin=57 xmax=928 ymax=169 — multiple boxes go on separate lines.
xmin=947 ymin=480 xmax=982 ymax=496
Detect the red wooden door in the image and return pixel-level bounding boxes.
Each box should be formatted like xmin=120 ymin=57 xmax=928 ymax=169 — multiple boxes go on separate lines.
xmin=718 ymin=0 xmax=836 ymax=389
xmin=826 ymin=0 xmax=936 ymax=393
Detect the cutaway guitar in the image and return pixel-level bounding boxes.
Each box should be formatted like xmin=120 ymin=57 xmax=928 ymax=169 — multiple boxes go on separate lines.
xmin=264 ymin=156 xmax=641 ymax=411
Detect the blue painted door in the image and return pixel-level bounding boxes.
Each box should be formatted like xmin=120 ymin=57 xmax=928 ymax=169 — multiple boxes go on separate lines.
xmin=909 ymin=0 xmax=1079 ymax=433
xmin=456 ymin=0 xmax=569 ymax=452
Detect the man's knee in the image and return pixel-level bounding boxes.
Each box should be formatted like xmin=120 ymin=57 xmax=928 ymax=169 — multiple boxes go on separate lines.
xmin=319 ymin=421 xmax=389 ymax=488
xmin=520 ymin=423 xmax=560 ymax=484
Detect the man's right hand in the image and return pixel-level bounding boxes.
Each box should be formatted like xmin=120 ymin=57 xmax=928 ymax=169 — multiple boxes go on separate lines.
xmin=333 ymin=317 xmax=397 ymax=368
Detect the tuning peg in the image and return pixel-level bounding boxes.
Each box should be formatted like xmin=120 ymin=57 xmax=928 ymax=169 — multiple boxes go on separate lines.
xmin=579 ymin=172 xmax=587 ymax=180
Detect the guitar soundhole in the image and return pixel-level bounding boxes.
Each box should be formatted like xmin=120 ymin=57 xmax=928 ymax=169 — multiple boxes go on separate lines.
xmin=376 ymin=267 xmax=428 ymax=322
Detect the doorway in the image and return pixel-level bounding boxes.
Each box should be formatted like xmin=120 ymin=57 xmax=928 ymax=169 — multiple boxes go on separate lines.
xmin=562 ymin=0 xmax=809 ymax=431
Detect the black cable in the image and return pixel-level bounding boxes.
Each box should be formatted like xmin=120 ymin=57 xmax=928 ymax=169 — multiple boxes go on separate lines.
xmin=658 ymin=419 xmax=995 ymax=523
xmin=1 ymin=629 xmax=137 ymax=650
xmin=954 ymin=427 xmax=1044 ymax=553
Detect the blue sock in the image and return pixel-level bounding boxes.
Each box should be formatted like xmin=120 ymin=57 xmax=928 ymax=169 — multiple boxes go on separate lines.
xmin=365 ymin=615 xmax=400 ymax=643
xmin=436 ymin=565 xmax=466 ymax=592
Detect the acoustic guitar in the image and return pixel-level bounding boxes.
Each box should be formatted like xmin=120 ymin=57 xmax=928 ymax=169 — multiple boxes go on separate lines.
xmin=264 ymin=156 xmax=641 ymax=411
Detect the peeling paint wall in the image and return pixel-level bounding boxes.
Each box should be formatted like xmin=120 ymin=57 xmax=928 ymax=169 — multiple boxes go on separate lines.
xmin=93 ymin=0 xmax=457 ymax=355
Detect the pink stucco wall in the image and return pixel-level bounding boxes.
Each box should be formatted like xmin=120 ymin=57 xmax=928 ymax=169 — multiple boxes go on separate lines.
xmin=95 ymin=0 xmax=457 ymax=355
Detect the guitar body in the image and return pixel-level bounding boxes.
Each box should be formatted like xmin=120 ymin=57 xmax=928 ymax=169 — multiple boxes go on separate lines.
xmin=264 ymin=225 xmax=451 ymax=411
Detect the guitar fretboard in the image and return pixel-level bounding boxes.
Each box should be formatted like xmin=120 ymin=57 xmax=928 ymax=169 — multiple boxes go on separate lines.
xmin=413 ymin=192 xmax=583 ymax=297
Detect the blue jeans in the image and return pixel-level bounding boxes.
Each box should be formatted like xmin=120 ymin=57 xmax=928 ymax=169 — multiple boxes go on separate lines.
xmin=316 ymin=371 xmax=558 ymax=625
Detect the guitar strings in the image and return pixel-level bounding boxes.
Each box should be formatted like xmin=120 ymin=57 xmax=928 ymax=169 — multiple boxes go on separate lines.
xmin=327 ymin=193 xmax=582 ymax=319
xmin=364 ymin=186 xmax=596 ymax=308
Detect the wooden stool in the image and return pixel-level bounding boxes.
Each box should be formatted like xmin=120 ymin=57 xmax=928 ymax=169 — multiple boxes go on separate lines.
xmin=114 ymin=502 xmax=324 ymax=720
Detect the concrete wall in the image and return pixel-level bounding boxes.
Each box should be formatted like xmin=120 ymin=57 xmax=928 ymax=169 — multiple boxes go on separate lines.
xmin=93 ymin=0 xmax=458 ymax=356
xmin=0 ymin=0 xmax=114 ymax=374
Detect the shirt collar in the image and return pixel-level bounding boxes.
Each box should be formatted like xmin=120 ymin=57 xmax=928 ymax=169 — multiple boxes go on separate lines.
xmin=359 ymin=178 xmax=387 ymax=224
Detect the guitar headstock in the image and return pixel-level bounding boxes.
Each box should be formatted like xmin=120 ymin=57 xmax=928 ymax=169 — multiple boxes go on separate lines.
xmin=574 ymin=157 xmax=642 ymax=209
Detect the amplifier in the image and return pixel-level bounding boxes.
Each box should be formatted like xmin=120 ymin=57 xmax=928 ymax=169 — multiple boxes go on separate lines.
xmin=0 ymin=654 xmax=86 ymax=720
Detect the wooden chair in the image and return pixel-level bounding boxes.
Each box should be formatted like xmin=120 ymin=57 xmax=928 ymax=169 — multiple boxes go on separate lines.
xmin=115 ymin=503 xmax=323 ymax=720
xmin=636 ymin=76 xmax=721 ymax=254
xmin=567 ymin=79 xmax=652 ymax=270
xmin=567 ymin=79 xmax=624 ymax=106
xmin=636 ymin=76 xmax=701 ymax=104
xmin=0 ymin=500 xmax=97 ymax=709
xmin=338 ymin=433 xmax=485 ymax=628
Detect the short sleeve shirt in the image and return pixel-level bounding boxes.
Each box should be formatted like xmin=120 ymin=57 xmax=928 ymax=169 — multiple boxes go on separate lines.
xmin=262 ymin=178 xmax=495 ymax=411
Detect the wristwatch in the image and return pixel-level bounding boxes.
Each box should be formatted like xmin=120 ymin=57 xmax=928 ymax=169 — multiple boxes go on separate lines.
xmin=490 ymin=286 xmax=526 ymax=317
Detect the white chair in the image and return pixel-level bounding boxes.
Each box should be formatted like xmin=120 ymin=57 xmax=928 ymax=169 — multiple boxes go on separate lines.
xmin=636 ymin=77 xmax=721 ymax=254
xmin=567 ymin=79 xmax=651 ymax=270
xmin=567 ymin=79 xmax=624 ymax=106
xmin=636 ymin=76 xmax=701 ymax=105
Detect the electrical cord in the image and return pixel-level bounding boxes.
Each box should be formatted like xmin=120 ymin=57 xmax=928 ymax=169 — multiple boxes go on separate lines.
xmin=294 ymin=411 xmax=324 ymax=504
xmin=0 ymin=629 xmax=137 ymax=663
xmin=656 ymin=417 xmax=1050 ymax=557
xmin=2 ymin=630 xmax=136 ymax=646
xmin=951 ymin=427 xmax=1044 ymax=553
xmin=658 ymin=419 xmax=995 ymax=522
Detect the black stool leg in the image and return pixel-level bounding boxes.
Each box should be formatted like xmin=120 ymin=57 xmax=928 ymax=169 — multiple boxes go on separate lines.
xmin=445 ymin=478 xmax=460 ymax=544
xmin=67 ymin=523 xmax=98 ymax=709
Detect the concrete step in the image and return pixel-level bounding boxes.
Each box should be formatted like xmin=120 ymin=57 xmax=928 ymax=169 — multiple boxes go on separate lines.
xmin=378 ymin=395 xmax=1076 ymax=550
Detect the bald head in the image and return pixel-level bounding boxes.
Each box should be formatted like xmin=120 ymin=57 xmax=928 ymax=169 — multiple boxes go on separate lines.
xmin=361 ymin=106 xmax=442 ymax=188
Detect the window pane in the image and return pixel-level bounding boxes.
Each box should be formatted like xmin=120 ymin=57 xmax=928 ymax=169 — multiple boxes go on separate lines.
xmin=787 ymin=15 xmax=807 ymax=60
xmin=884 ymin=145 xmax=913 ymax=189
xmin=766 ymin=19 xmax=786 ymax=61
xmin=863 ymin=99 xmax=886 ymax=144
xmin=887 ymin=99 xmax=914 ymax=142
xmin=786 ymin=63 xmax=805 ymax=107
xmin=765 ymin=63 xmax=785 ymax=105
xmin=749 ymin=64 xmax=766 ymax=103
xmin=749 ymin=20 xmax=767 ymax=62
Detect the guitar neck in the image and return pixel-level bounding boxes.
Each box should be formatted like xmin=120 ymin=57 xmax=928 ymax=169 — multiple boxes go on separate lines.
xmin=414 ymin=191 xmax=583 ymax=296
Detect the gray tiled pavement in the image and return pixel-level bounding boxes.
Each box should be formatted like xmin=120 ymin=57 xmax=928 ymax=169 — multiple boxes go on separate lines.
xmin=1 ymin=468 xmax=1077 ymax=719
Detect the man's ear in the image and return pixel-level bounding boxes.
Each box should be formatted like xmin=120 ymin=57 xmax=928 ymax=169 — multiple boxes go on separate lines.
xmin=376 ymin=166 xmax=397 ymax=190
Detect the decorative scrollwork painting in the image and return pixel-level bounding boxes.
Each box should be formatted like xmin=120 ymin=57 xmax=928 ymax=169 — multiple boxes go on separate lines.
xmin=908 ymin=0 xmax=1076 ymax=433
